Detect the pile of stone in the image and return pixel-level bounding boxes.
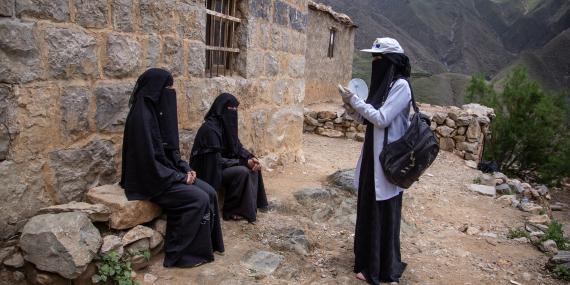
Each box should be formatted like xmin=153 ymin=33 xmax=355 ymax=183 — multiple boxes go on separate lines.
xmin=0 ymin=184 xmax=164 ymax=284
xmin=466 ymin=172 xmax=570 ymax=256
xmin=304 ymin=103 xmax=495 ymax=163
xmin=303 ymin=109 xmax=366 ymax=141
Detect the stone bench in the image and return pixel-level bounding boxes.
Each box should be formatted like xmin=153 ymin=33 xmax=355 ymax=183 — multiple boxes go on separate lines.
xmin=86 ymin=184 xmax=162 ymax=230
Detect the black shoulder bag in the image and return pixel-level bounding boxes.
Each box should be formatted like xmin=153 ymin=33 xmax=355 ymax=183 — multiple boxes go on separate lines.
xmin=379 ymin=79 xmax=440 ymax=189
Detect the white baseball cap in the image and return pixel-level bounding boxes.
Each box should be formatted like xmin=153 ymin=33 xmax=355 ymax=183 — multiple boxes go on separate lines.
xmin=360 ymin=37 xmax=404 ymax=54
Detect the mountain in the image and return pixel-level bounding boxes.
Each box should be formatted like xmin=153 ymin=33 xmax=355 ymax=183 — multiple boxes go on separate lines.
xmin=319 ymin=0 xmax=570 ymax=105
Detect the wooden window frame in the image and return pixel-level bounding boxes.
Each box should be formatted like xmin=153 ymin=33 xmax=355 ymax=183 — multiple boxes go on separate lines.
xmin=206 ymin=0 xmax=240 ymax=77
xmin=327 ymin=28 xmax=336 ymax=58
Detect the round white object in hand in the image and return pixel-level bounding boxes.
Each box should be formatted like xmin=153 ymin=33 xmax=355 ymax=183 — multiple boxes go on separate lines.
xmin=348 ymin=78 xmax=369 ymax=101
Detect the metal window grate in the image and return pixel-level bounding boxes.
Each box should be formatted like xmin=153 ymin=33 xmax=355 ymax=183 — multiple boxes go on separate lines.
xmin=327 ymin=28 xmax=336 ymax=58
xmin=206 ymin=0 xmax=240 ymax=77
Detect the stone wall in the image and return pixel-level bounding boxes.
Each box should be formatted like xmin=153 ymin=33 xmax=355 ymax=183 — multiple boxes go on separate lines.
xmin=304 ymin=103 xmax=495 ymax=163
xmin=0 ymin=0 xmax=307 ymax=239
xmin=304 ymin=1 xmax=356 ymax=105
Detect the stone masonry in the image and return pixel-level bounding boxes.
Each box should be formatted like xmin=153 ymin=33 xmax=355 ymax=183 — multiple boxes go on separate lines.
xmin=305 ymin=1 xmax=356 ymax=105
xmin=304 ymin=103 xmax=495 ymax=163
xmin=0 ymin=0 xmax=337 ymax=239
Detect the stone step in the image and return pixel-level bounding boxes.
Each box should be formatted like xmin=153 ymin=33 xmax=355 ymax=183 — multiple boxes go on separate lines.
xmin=86 ymin=184 xmax=161 ymax=230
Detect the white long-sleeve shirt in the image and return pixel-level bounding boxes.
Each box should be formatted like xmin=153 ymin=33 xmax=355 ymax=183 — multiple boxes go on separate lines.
xmin=348 ymin=78 xmax=412 ymax=201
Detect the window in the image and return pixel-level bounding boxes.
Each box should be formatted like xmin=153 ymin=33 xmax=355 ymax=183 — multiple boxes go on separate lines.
xmin=206 ymin=0 xmax=240 ymax=77
xmin=327 ymin=28 xmax=336 ymax=58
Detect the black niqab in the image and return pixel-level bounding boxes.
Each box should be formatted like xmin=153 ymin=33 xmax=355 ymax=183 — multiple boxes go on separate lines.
xmin=367 ymin=53 xmax=411 ymax=110
xmin=204 ymin=93 xmax=240 ymax=156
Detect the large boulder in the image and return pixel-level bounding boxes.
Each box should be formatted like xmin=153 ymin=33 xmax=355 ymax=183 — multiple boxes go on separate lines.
xmin=19 ymin=212 xmax=101 ymax=279
xmin=86 ymin=184 xmax=162 ymax=230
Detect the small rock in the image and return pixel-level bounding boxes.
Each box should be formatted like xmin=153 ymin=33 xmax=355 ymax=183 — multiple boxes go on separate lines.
xmin=496 ymin=195 xmax=518 ymax=207
xmin=466 ymin=184 xmax=496 ymax=197
xmin=526 ymin=215 xmax=550 ymax=225
xmin=493 ymin=172 xmax=508 ymax=182
xmin=315 ymin=127 xmax=344 ymax=138
xmin=485 ymin=238 xmax=498 ymax=246
xmin=508 ymin=179 xmax=525 ymax=193
xmin=536 ymin=185 xmax=549 ymax=196
xmin=522 ymin=272 xmax=532 ymax=281
xmin=539 ymin=240 xmax=558 ymax=254
xmin=513 ymin=237 xmax=529 ymax=243
xmin=100 ymin=235 xmax=124 ymax=257
xmin=495 ymin=184 xmax=513 ymax=195
xmin=477 ymin=174 xmax=496 ymax=186
xmin=152 ymin=219 xmax=167 ymax=236
xmin=150 ymin=230 xmax=163 ymax=249
xmin=122 ymin=225 xmax=154 ymax=246
xmin=465 ymin=160 xmax=478 ymax=169
xmin=294 ymin=188 xmax=332 ymax=205
xmin=551 ymin=202 xmax=568 ymax=211
xmin=13 ymin=271 xmax=25 ymax=282
xmin=519 ymin=202 xmax=544 ymax=214
xmin=479 ymin=232 xmax=498 ymax=239
xmin=551 ymin=251 xmax=570 ymax=264
xmin=37 ymin=202 xmax=110 ymax=222
xmin=355 ymin=133 xmax=365 ymax=142
xmin=144 ymin=273 xmax=158 ymax=283
xmin=241 ymin=250 xmax=284 ymax=278
xmin=3 ymin=251 xmax=24 ymax=268
xmin=0 ymin=246 xmax=15 ymax=263
xmin=285 ymin=229 xmax=310 ymax=256
xmin=125 ymin=238 xmax=150 ymax=254
xmin=327 ymin=169 xmax=356 ymax=194
xmin=525 ymin=223 xmax=545 ymax=237
xmin=466 ymin=226 xmax=480 ymax=236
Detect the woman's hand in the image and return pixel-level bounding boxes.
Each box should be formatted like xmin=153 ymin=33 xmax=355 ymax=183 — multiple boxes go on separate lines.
xmin=338 ymin=85 xmax=354 ymax=104
xmin=186 ymin=171 xmax=197 ymax=184
xmin=247 ymin=158 xmax=262 ymax=172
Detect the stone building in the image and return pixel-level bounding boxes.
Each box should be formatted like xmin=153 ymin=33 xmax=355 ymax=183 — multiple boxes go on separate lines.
xmin=0 ymin=1 xmax=354 ymax=239
xmin=305 ymin=1 xmax=356 ymax=105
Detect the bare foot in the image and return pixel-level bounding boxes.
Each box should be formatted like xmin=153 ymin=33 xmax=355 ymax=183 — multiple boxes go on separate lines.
xmin=355 ymin=272 xmax=366 ymax=281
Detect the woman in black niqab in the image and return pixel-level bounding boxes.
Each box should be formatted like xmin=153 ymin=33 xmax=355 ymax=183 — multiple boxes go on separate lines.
xmin=352 ymin=51 xmax=411 ymax=284
xmin=190 ymin=93 xmax=269 ymax=223
xmin=120 ymin=68 xmax=224 ymax=268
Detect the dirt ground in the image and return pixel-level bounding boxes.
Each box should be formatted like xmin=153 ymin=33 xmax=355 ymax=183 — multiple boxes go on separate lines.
xmin=137 ymin=134 xmax=568 ymax=285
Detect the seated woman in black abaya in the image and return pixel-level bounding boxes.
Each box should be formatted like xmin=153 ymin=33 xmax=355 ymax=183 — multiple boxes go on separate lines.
xmin=190 ymin=93 xmax=269 ymax=223
xmin=120 ymin=68 xmax=224 ymax=268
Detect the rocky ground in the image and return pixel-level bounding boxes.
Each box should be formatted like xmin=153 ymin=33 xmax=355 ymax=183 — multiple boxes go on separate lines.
xmin=132 ymin=134 xmax=569 ymax=285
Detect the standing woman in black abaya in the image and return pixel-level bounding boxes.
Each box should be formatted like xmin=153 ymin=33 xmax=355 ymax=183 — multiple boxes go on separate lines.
xmin=120 ymin=68 xmax=224 ymax=268
xmin=339 ymin=38 xmax=412 ymax=284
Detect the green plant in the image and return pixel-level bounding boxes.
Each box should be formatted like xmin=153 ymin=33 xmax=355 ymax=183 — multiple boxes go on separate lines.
xmin=466 ymin=68 xmax=570 ymax=184
xmin=141 ymin=249 xmax=151 ymax=262
xmin=541 ymin=220 xmax=570 ymax=250
xmin=552 ymin=265 xmax=570 ymax=281
xmin=92 ymin=251 xmax=135 ymax=285
xmin=507 ymin=227 xmax=530 ymax=239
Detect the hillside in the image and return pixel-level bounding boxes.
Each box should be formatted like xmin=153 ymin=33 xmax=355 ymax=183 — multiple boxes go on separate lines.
xmin=320 ymin=0 xmax=570 ymax=105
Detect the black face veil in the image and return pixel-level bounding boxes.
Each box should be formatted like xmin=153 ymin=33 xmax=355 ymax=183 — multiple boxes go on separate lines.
xmin=205 ymin=93 xmax=240 ymax=155
xmin=366 ymin=53 xmax=411 ymax=110
xmin=130 ymin=68 xmax=179 ymax=149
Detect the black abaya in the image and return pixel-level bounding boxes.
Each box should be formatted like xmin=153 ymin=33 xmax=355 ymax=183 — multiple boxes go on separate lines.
xmin=120 ymin=68 xmax=224 ymax=267
xmin=190 ymin=93 xmax=268 ymax=223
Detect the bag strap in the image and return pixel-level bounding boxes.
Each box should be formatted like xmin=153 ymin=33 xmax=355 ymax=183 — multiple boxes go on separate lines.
xmin=383 ymin=77 xmax=418 ymax=149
